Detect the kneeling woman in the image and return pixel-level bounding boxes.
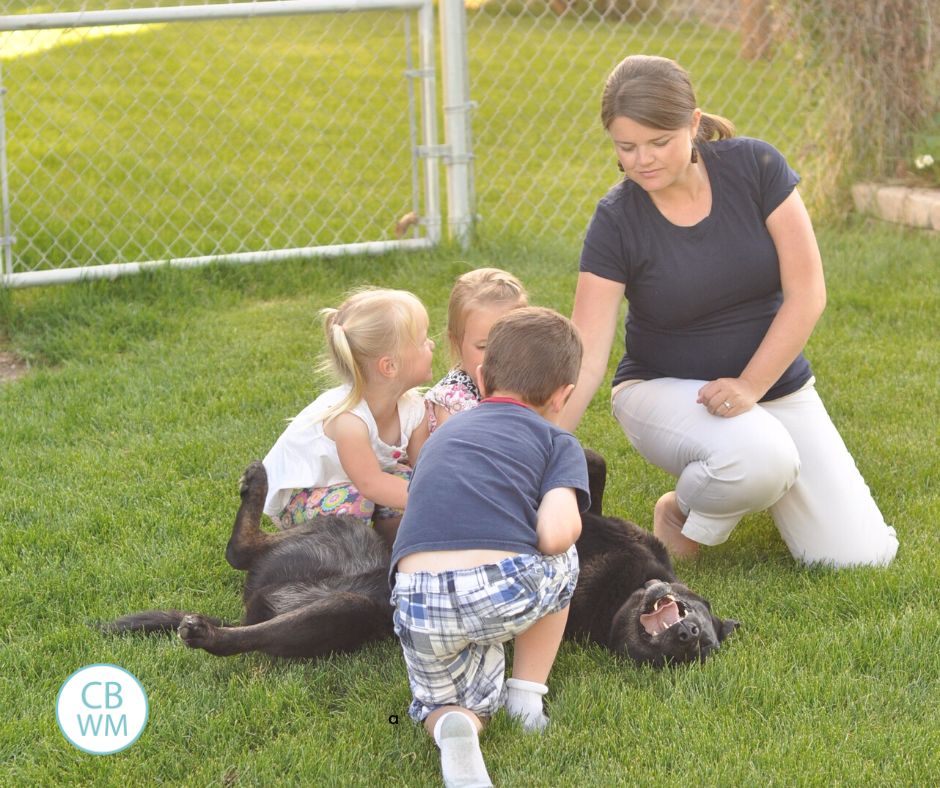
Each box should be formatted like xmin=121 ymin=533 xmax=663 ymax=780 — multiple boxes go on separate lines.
xmin=562 ymin=54 xmax=898 ymax=567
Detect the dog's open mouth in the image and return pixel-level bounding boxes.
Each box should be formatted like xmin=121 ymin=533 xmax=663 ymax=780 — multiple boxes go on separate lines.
xmin=639 ymin=594 xmax=686 ymax=636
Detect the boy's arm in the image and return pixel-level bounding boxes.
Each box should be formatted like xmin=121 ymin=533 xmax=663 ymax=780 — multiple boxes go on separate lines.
xmin=328 ymin=412 xmax=409 ymax=509
xmin=535 ymin=486 xmax=582 ymax=555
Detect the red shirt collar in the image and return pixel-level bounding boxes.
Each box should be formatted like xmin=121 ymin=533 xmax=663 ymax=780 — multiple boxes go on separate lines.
xmin=482 ymin=396 xmax=532 ymax=410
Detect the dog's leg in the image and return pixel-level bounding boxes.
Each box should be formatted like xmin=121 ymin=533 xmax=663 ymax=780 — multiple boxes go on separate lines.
xmin=101 ymin=610 xmax=226 ymax=635
xmin=177 ymin=593 xmax=393 ymax=658
xmin=225 ymin=461 xmax=285 ymax=570
xmin=373 ymin=515 xmax=400 ymax=551
xmin=583 ymin=448 xmax=607 ymax=515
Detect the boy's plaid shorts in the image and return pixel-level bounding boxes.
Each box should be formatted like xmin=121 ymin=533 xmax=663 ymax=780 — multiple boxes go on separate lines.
xmin=390 ymin=546 xmax=579 ymax=722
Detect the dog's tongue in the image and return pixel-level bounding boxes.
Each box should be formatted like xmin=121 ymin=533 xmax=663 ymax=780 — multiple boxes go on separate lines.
xmin=640 ymin=598 xmax=681 ymax=636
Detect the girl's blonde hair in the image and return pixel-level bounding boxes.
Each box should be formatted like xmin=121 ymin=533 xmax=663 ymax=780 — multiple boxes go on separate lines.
xmin=447 ymin=268 xmax=528 ymax=361
xmin=318 ymin=287 xmax=428 ymax=424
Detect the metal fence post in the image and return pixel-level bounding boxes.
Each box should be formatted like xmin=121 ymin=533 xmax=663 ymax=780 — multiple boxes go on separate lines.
xmin=438 ymin=0 xmax=474 ymax=247
xmin=0 ymin=64 xmax=12 ymax=278
xmin=417 ymin=0 xmax=442 ymax=245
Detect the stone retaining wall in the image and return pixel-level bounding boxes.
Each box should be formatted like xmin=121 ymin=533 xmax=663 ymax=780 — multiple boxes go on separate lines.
xmin=852 ymin=183 xmax=940 ymax=231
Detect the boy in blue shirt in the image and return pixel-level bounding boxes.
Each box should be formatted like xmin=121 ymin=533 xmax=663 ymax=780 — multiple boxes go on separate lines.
xmin=390 ymin=307 xmax=590 ymax=788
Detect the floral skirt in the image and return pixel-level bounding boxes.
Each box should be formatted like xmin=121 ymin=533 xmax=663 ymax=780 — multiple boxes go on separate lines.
xmin=272 ymin=464 xmax=412 ymax=529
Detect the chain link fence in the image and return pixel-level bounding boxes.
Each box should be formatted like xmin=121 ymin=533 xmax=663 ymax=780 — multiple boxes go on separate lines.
xmin=2 ymin=1 xmax=936 ymax=285
xmin=1 ymin=0 xmax=445 ymax=285
xmin=463 ymin=0 xmax=938 ymax=244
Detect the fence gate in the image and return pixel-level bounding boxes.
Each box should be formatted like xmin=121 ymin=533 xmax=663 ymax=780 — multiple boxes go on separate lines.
xmin=0 ymin=0 xmax=474 ymax=288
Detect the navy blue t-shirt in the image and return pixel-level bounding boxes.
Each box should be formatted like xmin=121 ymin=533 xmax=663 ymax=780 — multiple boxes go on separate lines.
xmin=579 ymin=136 xmax=812 ymax=401
xmin=389 ymin=400 xmax=591 ymax=582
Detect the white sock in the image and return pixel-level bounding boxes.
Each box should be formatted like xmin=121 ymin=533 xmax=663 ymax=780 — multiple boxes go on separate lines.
xmin=432 ymin=712 xmax=493 ymax=788
xmin=504 ymin=677 xmax=550 ymax=733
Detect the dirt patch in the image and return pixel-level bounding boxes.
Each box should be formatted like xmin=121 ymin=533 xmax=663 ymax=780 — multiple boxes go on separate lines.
xmin=0 ymin=350 xmax=29 ymax=384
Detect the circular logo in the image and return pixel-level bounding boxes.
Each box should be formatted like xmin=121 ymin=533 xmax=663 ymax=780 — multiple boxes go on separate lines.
xmin=56 ymin=664 xmax=148 ymax=755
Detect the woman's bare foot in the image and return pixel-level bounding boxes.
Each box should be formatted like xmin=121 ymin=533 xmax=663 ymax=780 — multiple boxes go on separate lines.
xmin=653 ymin=492 xmax=700 ymax=560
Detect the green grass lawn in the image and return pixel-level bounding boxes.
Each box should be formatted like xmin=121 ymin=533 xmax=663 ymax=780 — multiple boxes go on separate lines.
xmin=3 ymin=6 xmax=938 ymax=784
xmin=1 ymin=218 xmax=939 ymax=785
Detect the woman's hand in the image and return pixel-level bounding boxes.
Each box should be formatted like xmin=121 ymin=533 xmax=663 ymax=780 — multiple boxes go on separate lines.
xmin=699 ymin=189 xmax=826 ymax=420
xmin=697 ymin=377 xmax=762 ymax=417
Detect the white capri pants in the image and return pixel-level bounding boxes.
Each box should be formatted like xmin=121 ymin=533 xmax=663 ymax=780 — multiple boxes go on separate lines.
xmin=611 ymin=377 xmax=898 ymax=567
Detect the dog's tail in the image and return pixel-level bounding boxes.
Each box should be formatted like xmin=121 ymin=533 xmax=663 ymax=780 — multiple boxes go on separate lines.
xmin=98 ymin=610 xmax=228 ymax=636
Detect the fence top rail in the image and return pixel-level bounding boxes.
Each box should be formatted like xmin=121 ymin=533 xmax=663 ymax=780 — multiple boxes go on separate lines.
xmin=0 ymin=0 xmax=428 ymax=32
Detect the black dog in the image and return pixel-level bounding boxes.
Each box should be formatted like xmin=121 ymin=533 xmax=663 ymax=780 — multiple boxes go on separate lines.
xmin=105 ymin=460 xmax=393 ymax=658
xmin=105 ymin=452 xmax=737 ymax=665
xmin=564 ymin=451 xmax=739 ymax=666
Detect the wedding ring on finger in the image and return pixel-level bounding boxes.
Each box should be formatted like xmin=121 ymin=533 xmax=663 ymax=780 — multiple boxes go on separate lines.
xmin=722 ymin=400 xmax=732 ymax=410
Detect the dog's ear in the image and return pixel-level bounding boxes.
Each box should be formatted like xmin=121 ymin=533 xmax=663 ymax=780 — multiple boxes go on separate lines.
xmin=583 ymin=448 xmax=606 ymax=515
xmin=716 ymin=617 xmax=740 ymax=643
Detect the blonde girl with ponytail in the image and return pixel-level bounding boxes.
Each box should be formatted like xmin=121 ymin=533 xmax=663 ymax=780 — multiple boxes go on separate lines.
xmin=262 ymin=288 xmax=435 ymax=547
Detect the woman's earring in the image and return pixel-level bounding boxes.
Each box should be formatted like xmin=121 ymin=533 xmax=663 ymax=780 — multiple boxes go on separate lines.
xmin=617 ymin=161 xmax=624 ymax=172
xmin=690 ymin=145 xmax=699 ymax=164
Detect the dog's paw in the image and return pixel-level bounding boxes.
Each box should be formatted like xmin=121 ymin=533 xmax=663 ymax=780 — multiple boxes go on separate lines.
xmin=178 ymin=614 xmax=215 ymax=650
xmin=239 ymin=461 xmax=267 ymax=497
